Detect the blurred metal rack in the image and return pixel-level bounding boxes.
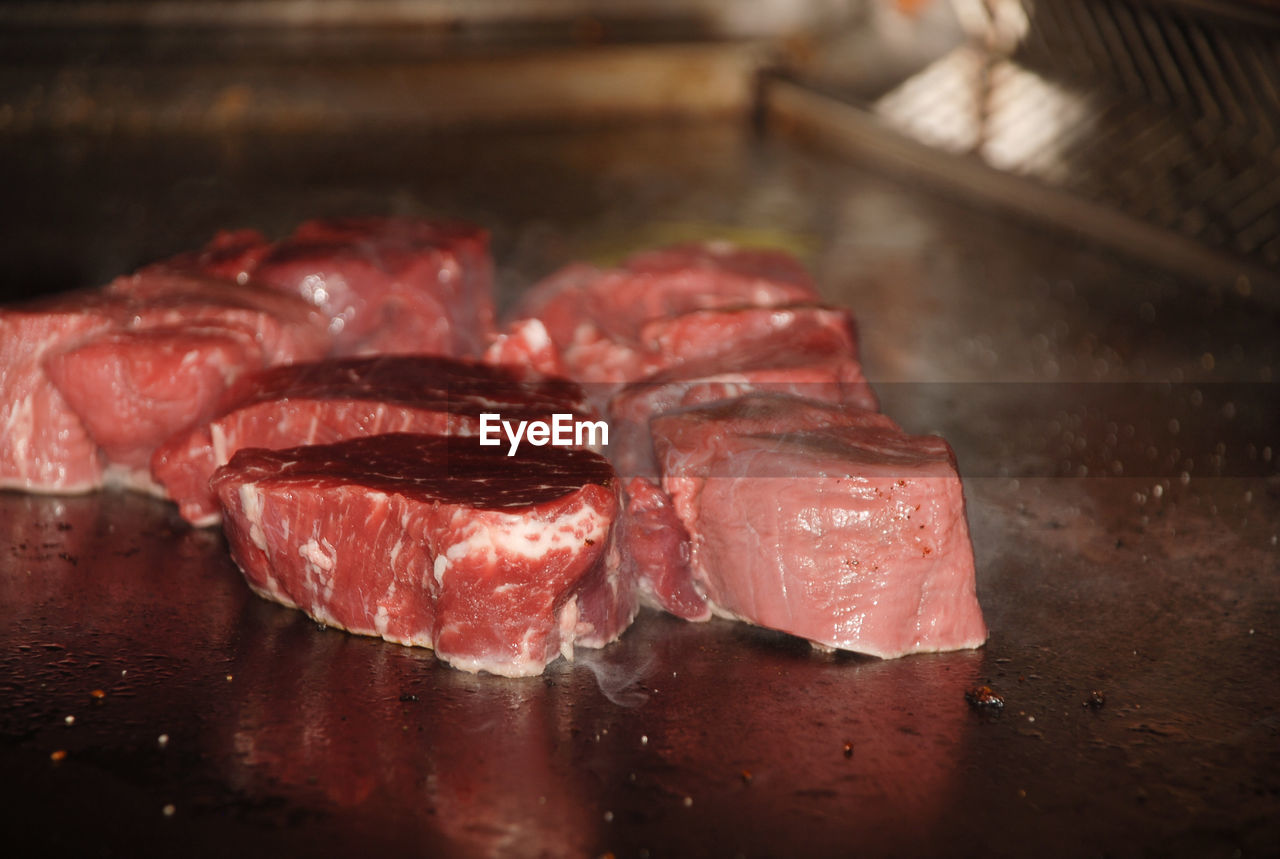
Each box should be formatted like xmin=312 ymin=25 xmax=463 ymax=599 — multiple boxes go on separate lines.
xmin=770 ymin=0 xmax=1280 ymax=296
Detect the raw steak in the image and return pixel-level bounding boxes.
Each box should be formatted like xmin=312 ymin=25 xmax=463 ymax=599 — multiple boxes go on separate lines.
xmin=623 ymin=395 xmax=899 ymax=622
xmin=510 ymin=243 xmax=821 ymax=389
xmin=250 ymin=216 xmax=495 ymax=357
xmin=650 ymin=395 xmax=987 ymax=657
xmin=608 ymin=304 xmax=878 ymax=479
xmin=45 ymin=272 xmax=330 ymax=482
xmin=213 ymin=433 xmax=635 ymax=677
xmin=153 ymin=355 xmax=593 ymax=526
xmin=1 ymin=274 xmax=328 ymax=493
xmin=0 ymin=292 xmax=120 ymax=492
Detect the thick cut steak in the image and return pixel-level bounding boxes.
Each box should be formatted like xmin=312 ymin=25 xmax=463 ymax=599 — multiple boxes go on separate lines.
xmin=250 ymin=216 xmax=494 ymax=357
xmin=213 ymin=434 xmax=635 ymax=677
xmin=624 ymin=395 xmax=898 ymax=621
xmin=44 ymin=273 xmax=329 ymax=483
xmin=153 ymin=355 xmax=593 ymax=526
xmin=0 ymin=293 xmax=119 ymax=492
xmin=651 ymin=395 xmax=988 ymax=658
xmin=1 ymin=274 xmax=328 ymax=493
xmin=510 ymin=243 xmax=820 ymax=391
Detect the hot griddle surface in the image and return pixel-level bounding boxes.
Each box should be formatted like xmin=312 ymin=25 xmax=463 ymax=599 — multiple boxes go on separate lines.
xmin=1 ymin=123 xmax=1278 ymax=857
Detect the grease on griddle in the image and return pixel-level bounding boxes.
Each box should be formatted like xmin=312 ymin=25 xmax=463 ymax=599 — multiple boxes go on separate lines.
xmin=965 ymin=685 xmax=1005 ymax=711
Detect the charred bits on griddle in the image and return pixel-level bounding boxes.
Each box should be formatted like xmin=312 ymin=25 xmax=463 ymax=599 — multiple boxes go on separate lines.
xmin=965 ymin=685 xmax=1005 ymax=711
xmin=1084 ymin=690 xmax=1106 ymax=709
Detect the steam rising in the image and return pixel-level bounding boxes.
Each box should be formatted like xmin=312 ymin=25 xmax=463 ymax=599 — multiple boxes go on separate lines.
xmin=574 ymin=649 xmax=657 ymax=708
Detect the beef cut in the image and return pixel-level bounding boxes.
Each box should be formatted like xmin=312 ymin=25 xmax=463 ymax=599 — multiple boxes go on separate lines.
xmin=152 ymin=217 xmax=496 ymax=359
xmin=617 ymin=476 xmax=709 ymax=621
xmin=1 ymin=292 xmax=120 ymax=492
xmin=510 ymin=243 xmax=821 ymax=391
xmin=153 ymin=355 xmax=593 ymax=526
xmin=48 ymin=273 xmax=330 ymax=484
xmin=1 ymin=273 xmax=328 ymax=493
xmin=650 ymin=394 xmax=988 ymax=658
xmin=623 ymin=395 xmax=898 ymax=621
xmin=603 ymin=305 xmax=877 ymax=620
xmin=607 ymin=304 xmax=878 ymax=479
xmin=249 ymin=216 xmax=495 ymax=357
xmin=1 ymin=215 xmax=496 ymax=497
xmin=213 ymin=433 xmax=635 ymax=677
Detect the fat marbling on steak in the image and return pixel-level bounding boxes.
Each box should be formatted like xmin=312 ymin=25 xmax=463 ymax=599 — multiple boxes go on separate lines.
xmin=153 ymin=354 xmax=594 ymax=526
xmin=213 ymin=433 xmax=635 ymax=677
xmin=650 ymin=395 xmax=988 ymax=658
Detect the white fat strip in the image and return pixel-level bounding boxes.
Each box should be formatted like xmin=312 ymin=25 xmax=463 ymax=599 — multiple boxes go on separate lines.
xmin=442 ymin=503 xmax=608 ymax=567
xmin=374 ymin=578 xmax=399 ymax=637
xmin=189 ymin=511 xmax=222 ymax=528
xmin=298 ymin=539 xmax=336 ymax=572
xmin=558 ymin=597 xmax=580 ymax=662
xmin=305 ymin=411 xmax=321 ymax=444
xmin=519 ymin=626 xmax=543 ymax=660
xmin=516 ymin=318 xmax=551 ymax=351
xmin=4 ymin=393 xmax=35 ymax=471
xmin=438 ymin=647 xmax=548 ymax=678
xmin=301 ymin=600 xmax=343 ymax=632
xmin=210 ymin=422 xmax=229 ymax=467
xmin=103 ymin=463 xmax=167 ymax=497
xmin=432 ymin=555 xmax=448 ymax=586
xmin=298 ymin=538 xmax=337 ymax=602
xmin=238 ymin=483 xmax=268 ymax=551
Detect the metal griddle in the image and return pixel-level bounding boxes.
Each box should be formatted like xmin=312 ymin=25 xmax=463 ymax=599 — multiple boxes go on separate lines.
xmin=1 ymin=118 xmax=1278 ymax=857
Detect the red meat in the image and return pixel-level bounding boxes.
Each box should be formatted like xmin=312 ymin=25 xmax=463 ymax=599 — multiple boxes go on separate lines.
xmin=152 ymin=355 xmax=593 ymax=526
xmin=651 ymin=395 xmax=988 ymax=658
xmin=213 ymin=433 xmax=635 ymax=677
